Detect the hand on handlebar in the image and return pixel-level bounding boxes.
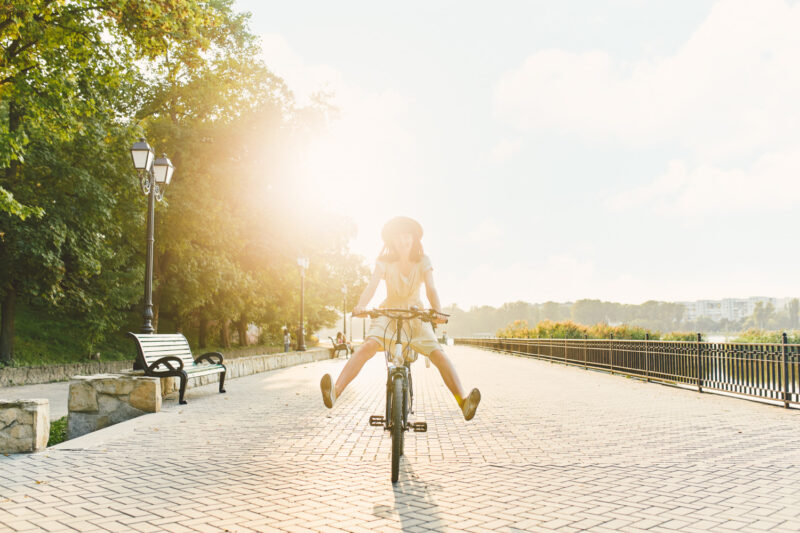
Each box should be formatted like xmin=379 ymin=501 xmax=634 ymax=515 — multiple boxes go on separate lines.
xmin=431 ymin=311 xmax=449 ymax=324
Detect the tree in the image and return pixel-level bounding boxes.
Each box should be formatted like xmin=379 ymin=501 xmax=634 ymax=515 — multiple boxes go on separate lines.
xmin=0 ymin=0 xmax=246 ymax=364
xmin=789 ymin=298 xmax=799 ymax=330
xmin=571 ymin=299 xmax=607 ymax=325
xmin=747 ymin=302 xmax=775 ymax=330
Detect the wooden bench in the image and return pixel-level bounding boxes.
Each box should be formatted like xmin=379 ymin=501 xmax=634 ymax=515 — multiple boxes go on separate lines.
xmin=128 ymin=333 xmax=226 ymax=405
xmin=328 ymin=336 xmax=351 ymax=358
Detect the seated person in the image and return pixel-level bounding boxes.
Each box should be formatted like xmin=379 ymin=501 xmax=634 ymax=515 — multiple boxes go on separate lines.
xmin=335 ymin=332 xmax=353 ymax=354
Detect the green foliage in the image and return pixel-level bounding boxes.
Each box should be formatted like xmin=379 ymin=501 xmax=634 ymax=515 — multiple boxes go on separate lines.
xmin=0 ymin=0 xmax=231 ymax=217
xmin=0 ymin=188 xmax=42 ymax=220
xmin=0 ymin=0 xmax=372 ymax=365
xmin=732 ymin=329 xmax=800 ymax=344
xmin=48 ymin=416 xmax=67 ymax=447
xmin=661 ymin=332 xmax=698 ymax=341
xmin=11 ymin=303 xmax=133 ymax=366
xmin=497 ymin=319 xmax=662 ymax=340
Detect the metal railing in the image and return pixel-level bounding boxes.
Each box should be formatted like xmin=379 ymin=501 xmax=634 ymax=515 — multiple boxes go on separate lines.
xmin=456 ymin=335 xmax=800 ymax=409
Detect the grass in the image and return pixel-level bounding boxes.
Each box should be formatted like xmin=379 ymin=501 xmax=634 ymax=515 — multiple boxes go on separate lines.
xmin=10 ymin=303 xmax=134 ymax=367
xmin=7 ymin=303 xmax=301 ymax=368
xmin=48 ymin=416 xmax=67 ymax=447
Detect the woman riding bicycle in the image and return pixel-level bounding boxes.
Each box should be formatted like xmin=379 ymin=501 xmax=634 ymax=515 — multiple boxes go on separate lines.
xmin=320 ymin=216 xmax=481 ymax=421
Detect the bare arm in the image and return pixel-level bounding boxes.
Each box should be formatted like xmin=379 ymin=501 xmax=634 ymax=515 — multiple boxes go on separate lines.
xmin=424 ymin=269 xmax=442 ymax=314
xmin=354 ymin=265 xmax=384 ymax=312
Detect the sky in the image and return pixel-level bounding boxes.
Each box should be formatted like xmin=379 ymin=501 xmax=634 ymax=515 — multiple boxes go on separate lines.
xmin=236 ymin=0 xmax=800 ymax=308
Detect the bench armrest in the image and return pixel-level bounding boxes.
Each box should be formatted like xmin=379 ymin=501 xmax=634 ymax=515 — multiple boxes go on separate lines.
xmin=195 ymin=352 xmax=224 ymax=365
xmin=149 ymin=356 xmax=185 ymax=372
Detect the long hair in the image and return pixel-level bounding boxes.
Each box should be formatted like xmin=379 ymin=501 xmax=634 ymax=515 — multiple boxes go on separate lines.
xmin=378 ymin=238 xmax=424 ymax=263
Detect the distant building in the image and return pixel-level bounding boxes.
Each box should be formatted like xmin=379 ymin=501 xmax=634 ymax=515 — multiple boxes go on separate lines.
xmin=680 ymin=297 xmax=792 ymax=322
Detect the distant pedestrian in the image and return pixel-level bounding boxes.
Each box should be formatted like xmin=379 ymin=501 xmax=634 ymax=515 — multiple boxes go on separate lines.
xmin=284 ymin=329 xmax=291 ymax=352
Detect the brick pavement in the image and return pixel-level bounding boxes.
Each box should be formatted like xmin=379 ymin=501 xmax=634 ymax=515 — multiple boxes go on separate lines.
xmin=1 ymin=346 xmax=799 ymax=532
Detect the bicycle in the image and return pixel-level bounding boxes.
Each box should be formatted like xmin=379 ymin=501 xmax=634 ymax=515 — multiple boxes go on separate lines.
xmin=355 ymin=307 xmax=448 ymax=483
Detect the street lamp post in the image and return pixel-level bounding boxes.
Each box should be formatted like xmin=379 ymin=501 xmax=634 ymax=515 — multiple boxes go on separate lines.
xmin=341 ymin=286 xmax=347 ymax=340
xmin=297 ymin=257 xmax=309 ymax=351
xmin=130 ymin=138 xmax=174 ymax=336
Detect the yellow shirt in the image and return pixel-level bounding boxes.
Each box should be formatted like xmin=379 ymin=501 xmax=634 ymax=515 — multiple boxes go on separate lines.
xmin=367 ymin=255 xmax=442 ymax=356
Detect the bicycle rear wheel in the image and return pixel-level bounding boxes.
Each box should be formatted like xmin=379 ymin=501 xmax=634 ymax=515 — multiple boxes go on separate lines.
xmin=391 ymin=375 xmax=404 ymax=483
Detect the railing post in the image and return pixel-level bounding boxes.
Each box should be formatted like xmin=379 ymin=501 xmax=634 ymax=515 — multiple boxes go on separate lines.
xmin=782 ymin=332 xmax=790 ymax=409
xmin=583 ymin=334 xmax=588 ymax=369
xmin=696 ymin=332 xmax=703 ymax=393
xmin=564 ymin=337 xmax=568 ymax=364
xmin=609 ymin=333 xmax=614 ymax=374
xmin=645 ymin=333 xmax=650 ymax=383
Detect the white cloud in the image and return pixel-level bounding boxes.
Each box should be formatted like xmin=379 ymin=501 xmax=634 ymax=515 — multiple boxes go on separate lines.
xmin=461 ymin=218 xmax=505 ymax=246
xmin=261 ymin=34 xmax=344 ymax=105
xmin=606 ymin=150 xmax=800 ymax=214
xmin=452 ymin=255 xmax=596 ymax=307
xmin=493 ymin=0 xmax=800 ymax=161
xmin=492 ymin=0 xmax=800 ymax=215
xmin=447 ymin=255 xmax=800 ymax=308
xmin=490 ymin=138 xmax=522 ymax=162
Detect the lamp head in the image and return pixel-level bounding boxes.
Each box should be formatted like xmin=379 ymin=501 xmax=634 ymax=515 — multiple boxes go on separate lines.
xmin=130 ymin=138 xmax=154 ymax=171
xmin=152 ymin=153 xmax=175 ymax=185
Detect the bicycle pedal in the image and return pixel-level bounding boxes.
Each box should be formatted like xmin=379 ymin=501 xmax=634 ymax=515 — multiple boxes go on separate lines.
xmin=369 ymin=415 xmax=385 ymax=426
xmin=411 ymin=422 xmax=427 ymax=432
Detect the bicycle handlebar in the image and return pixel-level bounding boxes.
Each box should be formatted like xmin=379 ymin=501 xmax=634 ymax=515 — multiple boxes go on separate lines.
xmin=354 ymin=307 xmax=449 ymax=323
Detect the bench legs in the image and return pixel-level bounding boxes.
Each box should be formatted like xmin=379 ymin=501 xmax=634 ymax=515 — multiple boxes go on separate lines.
xmin=178 ymin=371 xmax=188 ymax=405
xmin=177 ymin=367 xmax=226 ymax=404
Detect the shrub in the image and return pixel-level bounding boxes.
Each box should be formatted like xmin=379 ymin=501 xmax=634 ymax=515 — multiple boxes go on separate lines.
xmin=732 ymin=329 xmax=800 ymax=344
xmin=48 ymin=416 xmax=68 ymax=447
xmin=662 ymin=332 xmax=697 ymax=341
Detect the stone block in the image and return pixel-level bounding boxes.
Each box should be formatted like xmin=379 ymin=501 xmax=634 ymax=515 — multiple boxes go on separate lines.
xmin=93 ymin=375 xmax=136 ymax=395
xmin=68 ymin=379 xmax=98 ymax=413
xmin=0 ymin=399 xmax=49 ymax=453
xmin=66 ymin=374 xmax=160 ymax=440
xmin=1 ymin=408 xmax=20 ymax=427
xmin=128 ymin=379 xmax=161 ymax=412
xmin=97 ymin=394 xmax=121 ymax=413
xmin=9 ymin=424 xmax=33 ymax=439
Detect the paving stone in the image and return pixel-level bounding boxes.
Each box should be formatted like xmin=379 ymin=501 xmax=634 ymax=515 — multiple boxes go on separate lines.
xmin=1 ymin=346 xmax=799 ymax=532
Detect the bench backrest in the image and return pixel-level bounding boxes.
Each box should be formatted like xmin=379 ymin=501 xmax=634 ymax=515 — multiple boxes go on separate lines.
xmin=129 ymin=333 xmax=195 ymax=370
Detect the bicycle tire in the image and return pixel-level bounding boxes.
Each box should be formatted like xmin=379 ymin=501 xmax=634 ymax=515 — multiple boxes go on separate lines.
xmin=391 ymin=375 xmax=404 ymax=483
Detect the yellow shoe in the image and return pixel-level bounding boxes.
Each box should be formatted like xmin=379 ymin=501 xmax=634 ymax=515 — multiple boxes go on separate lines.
xmin=461 ymin=388 xmax=481 ymax=421
xmin=320 ymin=374 xmax=336 ymax=408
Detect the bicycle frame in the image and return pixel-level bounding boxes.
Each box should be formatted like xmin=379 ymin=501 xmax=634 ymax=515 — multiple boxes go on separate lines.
xmin=364 ymin=307 xmax=444 ymax=482
xmin=384 ymin=315 xmax=411 ymax=431
xmin=368 ymin=309 xmax=434 ymax=434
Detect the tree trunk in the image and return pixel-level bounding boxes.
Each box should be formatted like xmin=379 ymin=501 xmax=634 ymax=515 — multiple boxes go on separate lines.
xmin=0 ymin=286 xmax=15 ymax=365
xmin=219 ymin=320 xmax=231 ymax=348
xmin=236 ymin=318 xmax=248 ymax=346
xmin=198 ymin=316 xmax=208 ymax=349
xmin=0 ymin=104 xmax=21 ymax=365
xmin=6 ymin=102 xmax=21 ymax=184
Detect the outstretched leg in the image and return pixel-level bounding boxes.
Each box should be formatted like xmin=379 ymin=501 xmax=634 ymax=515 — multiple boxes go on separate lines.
xmin=427 ymin=349 xmax=467 ymax=404
xmin=334 ymin=338 xmax=381 ymax=397
xmin=321 ymin=338 xmax=382 ymax=408
xmin=428 ymin=348 xmax=481 ymax=420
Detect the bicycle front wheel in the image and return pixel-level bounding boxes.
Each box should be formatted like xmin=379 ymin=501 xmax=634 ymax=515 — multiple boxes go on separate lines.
xmin=391 ymin=375 xmax=404 ymax=483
